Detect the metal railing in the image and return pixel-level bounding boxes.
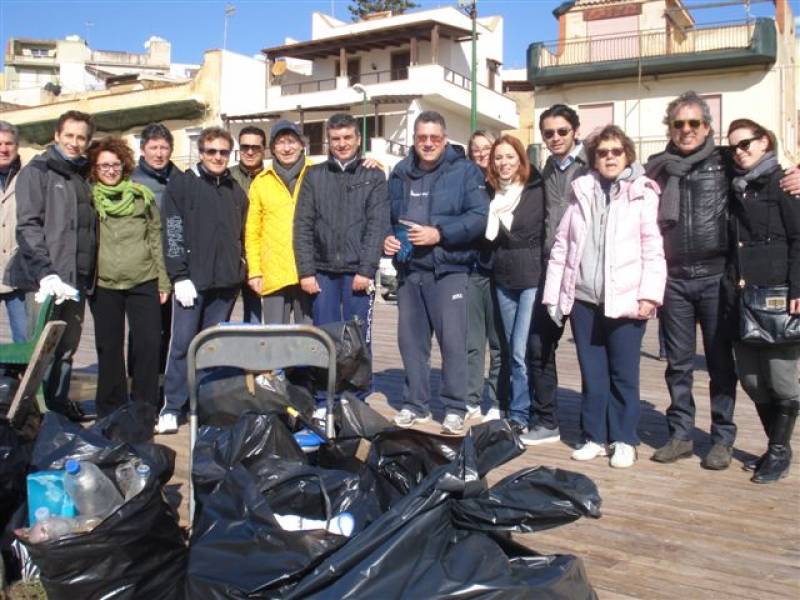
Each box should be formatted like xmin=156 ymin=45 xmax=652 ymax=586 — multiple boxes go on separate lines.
xmin=537 ymin=21 xmax=755 ymax=68
xmin=280 ymin=77 xmax=337 ymax=96
xmin=357 ymin=68 xmax=409 ymax=85
xmin=386 ymin=140 xmax=410 ymax=157
xmin=443 ymin=67 xmax=472 ymax=91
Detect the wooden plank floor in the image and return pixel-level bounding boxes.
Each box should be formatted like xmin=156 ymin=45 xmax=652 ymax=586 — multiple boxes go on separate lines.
xmin=12 ymin=296 xmax=799 ymax=599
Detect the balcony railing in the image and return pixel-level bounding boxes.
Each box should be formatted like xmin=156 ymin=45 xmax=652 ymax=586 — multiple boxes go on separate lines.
xmin=280 ymin=77 xmax=337 ymax=96
xmin=357 ymin=68 xmax=409 ymax=85
xmin=537 ymin=21 xmax=755 ymax=68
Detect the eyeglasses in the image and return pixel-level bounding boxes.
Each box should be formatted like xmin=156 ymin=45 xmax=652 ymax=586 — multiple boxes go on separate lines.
xmin=239 ymin=144 xmax=263 ymax=154
xmin=542 ymin=127 xmax=572 ymax=140
xmin=596 ymin=147 xmax=625 ymax=159
xmin=671 ymin=119 xmax=703 ymax=130
xmin=201 ymin=148 xmax=231 ymax=157
xmin=732 ymin=137 xmax=759 ymax=152
xmin=97 ymin=162 xmax=122 ymax=172
xmin=415 ymin=134 xmax=444 ymax=145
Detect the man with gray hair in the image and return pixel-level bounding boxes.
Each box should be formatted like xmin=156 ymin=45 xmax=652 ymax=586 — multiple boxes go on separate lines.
xmin=645 ymin=91 xmax=737 ymax=469
xmin=0 ymin=121 xmax=27 ymax=343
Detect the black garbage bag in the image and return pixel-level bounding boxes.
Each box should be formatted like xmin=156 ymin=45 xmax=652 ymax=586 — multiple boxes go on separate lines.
xmin=0 ymin=421 xmax=32 ymax=586
xmin=18 ymin=412 xmax=187 ymax=600
xmin=307 ymin=319 xmax=371 ymax=392
xmin=93 ymin=401 xmax=158 ymax=444
xmin=286 ymin=425 xmax=601 ymax=600
xmin=197 ymin=368 xmax=315 ymax=426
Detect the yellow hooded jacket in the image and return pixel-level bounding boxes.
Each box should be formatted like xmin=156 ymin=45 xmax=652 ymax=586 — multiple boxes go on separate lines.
xmin=245 ymin=158 xmax=312 ymax=296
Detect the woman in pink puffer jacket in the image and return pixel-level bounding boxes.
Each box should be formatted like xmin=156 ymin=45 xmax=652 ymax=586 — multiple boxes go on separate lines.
xmin=543 ymin=125 xmax=666 ymax=469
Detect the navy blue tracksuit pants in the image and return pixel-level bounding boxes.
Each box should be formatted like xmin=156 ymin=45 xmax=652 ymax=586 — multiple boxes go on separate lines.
xmin=571 ymin=300 xmax=646 ymax=446
xmin=397 ymin=270 xmax=468 ymax=418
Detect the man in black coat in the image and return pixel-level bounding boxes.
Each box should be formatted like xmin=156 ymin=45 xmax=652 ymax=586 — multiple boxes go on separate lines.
xmin=293 ymin=113 xmax=388 ymax=342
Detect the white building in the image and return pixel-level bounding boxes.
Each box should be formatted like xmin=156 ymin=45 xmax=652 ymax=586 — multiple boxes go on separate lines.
xmin=223 ymin=7 xmax=520 ymax=164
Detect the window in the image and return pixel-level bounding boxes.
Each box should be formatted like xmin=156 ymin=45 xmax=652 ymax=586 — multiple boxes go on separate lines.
xmin=30 ymin=47 xmax=51 ymax=58
xmin=303 ymin=122 xmax=325 ymax=155
xmin=587 ymin=16 xmax=639 ymax=61
xmin=336 ymin=58 xmax=361 ymax=86
xmin=390 ymin=51 xmax=410 ymax=81
xmin=700 ymin=94 xmax=722 ymax=143
xmin=578 ymin=103 xmax=614 ymax=136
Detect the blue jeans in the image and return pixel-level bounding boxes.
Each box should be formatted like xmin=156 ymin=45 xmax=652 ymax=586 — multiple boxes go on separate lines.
xmin=495 ymin=284 xmax=537 ymax=425
xmin=570 ymin=300 xmax=646 ymax=446
xmin=311 ymin=272 xmax=374 ymax=344
xmin=0 ymin=290 xmax=27 ymax=343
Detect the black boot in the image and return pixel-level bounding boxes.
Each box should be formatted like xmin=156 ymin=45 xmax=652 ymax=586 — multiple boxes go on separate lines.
xmin=752 ymin=403 xmax=797 ymax=484
xmin=743 ymin=403 xmax=773 ymax=472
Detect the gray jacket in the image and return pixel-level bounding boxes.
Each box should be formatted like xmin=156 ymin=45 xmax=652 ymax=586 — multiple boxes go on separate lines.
xmin=542 ymin=144 xmax=589 ymax=256
xmin=4 ymin=146 xmax=96 ymax=291
xmin=131 ymin=159 xmax=180 ymax=211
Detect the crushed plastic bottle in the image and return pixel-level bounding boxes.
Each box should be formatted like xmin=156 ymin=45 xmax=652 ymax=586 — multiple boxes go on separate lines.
xmin=124 ymin=464 xmax=151 ymax=501
xmin=274 ymin=512 xmax=355 ymax=537
xmin=64 ymin=460 xmax=122 ymax=520
xmin=115 ymin=458 xmax=143 ymax=499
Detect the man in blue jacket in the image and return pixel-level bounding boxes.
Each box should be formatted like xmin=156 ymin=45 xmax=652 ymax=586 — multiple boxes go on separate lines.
xmin=384 ymin=111 xmax=488 ymax=434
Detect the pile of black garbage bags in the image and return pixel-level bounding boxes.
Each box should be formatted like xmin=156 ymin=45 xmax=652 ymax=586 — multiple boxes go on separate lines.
xmin=1 ymin=319 xmax=603 ymax=599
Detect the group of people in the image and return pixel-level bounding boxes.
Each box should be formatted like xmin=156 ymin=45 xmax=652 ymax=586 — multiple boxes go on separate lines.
xmin=0 ymin=89 xmax=798 ymax=484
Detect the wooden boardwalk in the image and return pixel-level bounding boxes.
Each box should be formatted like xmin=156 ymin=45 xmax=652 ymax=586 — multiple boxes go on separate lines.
xmin=16 ymin=297 xmax=800 ymax=599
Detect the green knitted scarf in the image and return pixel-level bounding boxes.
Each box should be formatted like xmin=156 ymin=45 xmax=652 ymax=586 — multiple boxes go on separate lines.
xmin=92 ymin=179 xmax=154 ymax=220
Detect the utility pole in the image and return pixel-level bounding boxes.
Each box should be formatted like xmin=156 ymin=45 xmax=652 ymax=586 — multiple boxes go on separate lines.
xmin=223 ymin=3 xmax=236 ymax=52
xmin=459 ymin=0 xmax=478 ymax=132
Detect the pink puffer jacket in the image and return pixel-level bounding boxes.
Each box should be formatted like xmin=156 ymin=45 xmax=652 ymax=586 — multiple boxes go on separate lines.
xmin=542 ymin=171 xmax=666 ymax=319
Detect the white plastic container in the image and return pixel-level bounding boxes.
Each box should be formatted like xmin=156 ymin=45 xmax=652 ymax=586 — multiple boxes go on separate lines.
xmin=64 ymin=460 xmax=122 ymax=520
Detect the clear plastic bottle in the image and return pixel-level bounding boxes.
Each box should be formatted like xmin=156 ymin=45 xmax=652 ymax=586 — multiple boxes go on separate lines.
xmin=115 ymin=459 xmax=142 ymax=499
xmin=64 ymin=460 xmax=123 ymax=519
xmin=124 ymin=464 xmax=150 ymax=501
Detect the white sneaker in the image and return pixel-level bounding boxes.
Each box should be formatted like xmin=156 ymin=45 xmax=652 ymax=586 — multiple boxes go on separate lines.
xmin=571 ymin=441 xmax=607 ymax=461
xmin=481 ymin=407 xmax=502 ymax=423
xmin=465 ymin=404 xmax=481 ymax=420
xmin=155 ymin=413 xmax=178 ymax=435
xmin=394 ymin=408 xmax=431 ymax=428
xmin=610 ymin=442 xmax=637 ymax=468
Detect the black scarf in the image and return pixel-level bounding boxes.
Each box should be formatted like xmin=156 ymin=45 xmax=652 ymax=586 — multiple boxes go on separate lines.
xmin=645 ymin=135 xmax=716 ymax=229
xmin=137 ymin=156 xmax=173 ymax=184
xmin=0 ymin=156 xmax=21 ymax=193
xmin=274 ymin=153 xmax=305 ymax=194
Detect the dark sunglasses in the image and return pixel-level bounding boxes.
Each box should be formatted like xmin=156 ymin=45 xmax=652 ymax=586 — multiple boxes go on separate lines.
xmin=596 ymin=147 xmax=625 ymax=159
xmin=671 ymin=119 xmax=703 ymax=130
xmin=201 ymin=148 xmax=231 ymax=157
xmin=542 ymin=127 xmax=572 ymax=140
xmin=732 ymin=137 xmax=759 ymax=152
xmin=239 ymin=144 xmax=263 ymax=153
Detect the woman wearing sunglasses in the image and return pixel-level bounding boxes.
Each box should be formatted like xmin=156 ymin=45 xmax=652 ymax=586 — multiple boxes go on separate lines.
xmin=543 ymin=125 xmax=666 ymax=468
xmin=87 ymin=136 xmax=169 ymax=422
xmin=726 ymin=119 xmax=800 ymax=484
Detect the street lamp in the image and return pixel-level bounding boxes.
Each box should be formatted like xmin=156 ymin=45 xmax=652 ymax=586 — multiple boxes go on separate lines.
xmin=458 ymin=0 xmax=478 ymax=132
xmin=352 ymin=83 xmax=368 ymax=154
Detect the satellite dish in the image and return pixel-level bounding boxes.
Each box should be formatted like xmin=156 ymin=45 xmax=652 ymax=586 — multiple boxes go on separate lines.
xmin=271 ymin=60 xmax=288 ymax=77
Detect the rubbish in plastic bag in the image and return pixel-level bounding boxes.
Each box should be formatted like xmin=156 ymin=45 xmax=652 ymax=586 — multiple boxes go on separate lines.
xmin=64 ymin=459 xmax=123 ymax=520
xmin=9 ymin=538 xmax=38 ymax=584
xmin=274 ymin=512 xmax=355 ymax=537
xmin=187 ymin=401 xmax=601 ymax=599
xmin=309 ymin=319 xmax=371 ymax=392
xmin=16 ymin=411 xmax=187 ymax=600
xmin=93 ymin=401 xmax=158 ymax=444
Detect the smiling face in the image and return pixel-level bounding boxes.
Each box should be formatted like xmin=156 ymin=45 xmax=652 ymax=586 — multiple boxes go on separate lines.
xmin=594 ymin=137 xmax=629 ymax=180
xmin=238 ymin=133 xmax=265 ymax=171
xmin=492 ymin=142 xmax=521 ymax=183
xmin=200 ymin=136 xmax=232 ymax=176
xmin=54 ymin=119 xmax=91 ymax=160
xmin=0 ymin=131 xmax=18 ymax=171
xmin=541 ymin=115 xmax=577 ymax=159
xmin=469 ymin=135 xmax=493 ymax=170
xmin=669 ymin=103 xmax=710 ymax=155
xmin=141 ymin=137 xmax=172 ymax=170
xmin=272 ymin=131 xmax=303 ymax=167
xmin=328 ymin=126 xmax=360 ymax=163
xmin=94 ymin=150 xmax=124 ymax=186
xmin=414 ymin=122 xmax=447 ymax=170
xmin=728 ymin=127 xmax=769 ymax=171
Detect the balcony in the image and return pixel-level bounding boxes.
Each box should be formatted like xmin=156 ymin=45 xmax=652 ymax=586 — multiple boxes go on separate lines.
xmin=527 ymin=18 xmax=776 ymax=86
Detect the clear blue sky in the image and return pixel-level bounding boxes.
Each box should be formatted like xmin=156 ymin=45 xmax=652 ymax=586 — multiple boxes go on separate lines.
xmin=0 ymin=0 xmax=782 ymax=73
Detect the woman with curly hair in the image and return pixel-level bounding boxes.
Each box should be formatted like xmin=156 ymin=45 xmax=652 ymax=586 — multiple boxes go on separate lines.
xmin=87 ymin=136 xmax=169 ymax=421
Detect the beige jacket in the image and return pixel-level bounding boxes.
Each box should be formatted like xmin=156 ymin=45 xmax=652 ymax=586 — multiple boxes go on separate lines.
xmin=0 ymin=165 xmax=20 ymax=294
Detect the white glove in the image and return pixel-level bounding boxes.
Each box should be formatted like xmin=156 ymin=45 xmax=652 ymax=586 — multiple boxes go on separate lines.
xmin=174 ymin=279 xmax=198 ymax=308
xmin=35 ymin=274 xmax=79 ymax=305
xmin=547 ymin=304 xmax=564 ymax=328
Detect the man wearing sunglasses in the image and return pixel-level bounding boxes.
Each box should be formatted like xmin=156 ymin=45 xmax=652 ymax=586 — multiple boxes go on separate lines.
xmin=8 ymin=110 xmax=97 ymax=422
xmin=231 ymin=126 xmax=267 ymax=325
xmin=156 ymin=127 xmax=248 ymax=434
xmin=520 ymin=104 xmax=588 ymax=447
xmin=384 ymin=111 xmax=488 ymax=435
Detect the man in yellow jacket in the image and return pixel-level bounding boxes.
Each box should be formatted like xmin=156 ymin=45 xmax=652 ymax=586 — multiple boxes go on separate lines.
xmin=245 ymin=120 xmax=313 ymax=324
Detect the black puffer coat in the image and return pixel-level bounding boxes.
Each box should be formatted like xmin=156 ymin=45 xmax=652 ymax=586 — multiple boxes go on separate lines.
xmin=651 ymin=147 xmax=734 ymax=279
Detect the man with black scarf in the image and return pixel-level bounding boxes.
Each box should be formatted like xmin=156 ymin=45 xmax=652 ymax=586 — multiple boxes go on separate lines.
xmin=6 ymin=111 xmax=97 ymax=422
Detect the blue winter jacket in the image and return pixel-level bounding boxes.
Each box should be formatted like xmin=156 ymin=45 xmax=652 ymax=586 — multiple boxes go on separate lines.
xmin=388 ymin=144 xmax=488 ymax=276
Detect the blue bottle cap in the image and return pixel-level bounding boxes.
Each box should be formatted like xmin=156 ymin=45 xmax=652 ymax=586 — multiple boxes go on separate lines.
xmin=65 ymin=460 xmax=80 ymax=475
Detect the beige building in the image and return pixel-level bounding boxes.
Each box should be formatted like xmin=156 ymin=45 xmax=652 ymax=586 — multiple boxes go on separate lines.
xmin=526 ymin=0 xmax=798 ymax=166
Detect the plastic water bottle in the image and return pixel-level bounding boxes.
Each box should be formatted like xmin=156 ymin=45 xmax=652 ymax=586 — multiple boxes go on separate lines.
xmin=274 ymin=511 xmax=355 ymax=537
xmin=124 ymin=464 xmax=150 ymax=501
xmin=64 ymin=460 xmax=122 ymax=519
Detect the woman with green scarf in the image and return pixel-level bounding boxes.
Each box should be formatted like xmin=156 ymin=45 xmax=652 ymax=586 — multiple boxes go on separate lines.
xmin=87 ymin=136 xmax=170 ymax=423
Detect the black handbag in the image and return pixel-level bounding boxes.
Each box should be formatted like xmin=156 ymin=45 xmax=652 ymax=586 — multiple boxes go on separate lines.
xmin=735 ymin=221 xmax=800 ymax=346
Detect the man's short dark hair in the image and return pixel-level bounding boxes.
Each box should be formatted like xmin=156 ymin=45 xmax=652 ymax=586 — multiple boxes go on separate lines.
xmin=0 ymin=121 xmax=19 ymax=145
xmin=239 ymin=125 xmax=267 ymax=147
xmin=326 ymin=113 xmax=359 ymax=133
xmin=56 ymin=110 xmax=95 ymax=139
xmin=140 ymin=123 xmax=173 ymax=149
xmin=539 ymin=104 xmax=580 ymax=132
xmin=414 ymin=111 xmax=446 ymax=132
xmin=198 ymin=126 xmax=233 ymax=151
